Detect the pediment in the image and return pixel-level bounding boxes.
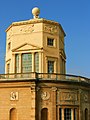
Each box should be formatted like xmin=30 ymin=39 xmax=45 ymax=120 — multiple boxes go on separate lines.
xmin=12 ymin=43 xmax=41 ymax=52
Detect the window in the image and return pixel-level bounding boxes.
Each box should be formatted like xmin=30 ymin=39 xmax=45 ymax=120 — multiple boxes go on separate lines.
xmin=48 ymin=61 xmax=54 ymax=73
xmin=7 ymin=63 xmax=10 ymax=74
xmin=15 ymin=54 xmax=19 ymax=73
xmin=59 ymin=108 xmax=78 ymax=120
xmin=41 ymin=108 xmax=48 ymax=120
xmin=35 ymin=53 xmax=39 ymax=72
xmin=22 ymin=53 xmax=32 ymax=73
xmin=47 ymin=38 xmax=54 ymax=46
xmin=85 ymin=108 xmax=88 ymax=120
xmin=8 ymin=42 xmax=11 ymax=50
xmin=10 ymin=108 xmax=17 ymax=120
xmin=64 ymin=108 xmax=71 ymax=120
xmin=74 ymin=108 xmax=77 ymax=120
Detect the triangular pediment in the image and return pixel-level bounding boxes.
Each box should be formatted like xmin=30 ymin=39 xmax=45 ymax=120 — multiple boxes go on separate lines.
xmin=12 ymin=43 xmax=42 ymax=52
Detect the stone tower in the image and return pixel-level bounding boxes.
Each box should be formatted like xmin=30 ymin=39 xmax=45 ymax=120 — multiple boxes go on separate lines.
xmin=5 ymin=7 xmax=66 ymax=74
xmin=0 ymin=7 xmax=89 ymax=120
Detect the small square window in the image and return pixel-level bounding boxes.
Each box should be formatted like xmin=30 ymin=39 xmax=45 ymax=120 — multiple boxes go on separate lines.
xmin=47 ymin=38 xmax=54 ymax=46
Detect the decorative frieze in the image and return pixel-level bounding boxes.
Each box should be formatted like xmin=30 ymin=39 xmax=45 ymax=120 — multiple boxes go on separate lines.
xmin=44 ymin=24 xmax=58 ymax=34
xmin=61 ymin=92 xmax=77 ymax=101
xmin=19 ymin=24 xmax=34 ymax=33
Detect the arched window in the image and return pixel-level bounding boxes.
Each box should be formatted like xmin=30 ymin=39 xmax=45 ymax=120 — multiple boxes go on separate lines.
xmin=41 ymin=108 xmax=48 ymax=120
xmin=85 ymin=108 xmax=88 ymax=120
xmin=10 ymin=108 xmax=17 ymax=120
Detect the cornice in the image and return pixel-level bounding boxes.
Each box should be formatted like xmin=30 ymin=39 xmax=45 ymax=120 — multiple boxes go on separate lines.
xmin=5 ymin=18 xmax=66 ymax=36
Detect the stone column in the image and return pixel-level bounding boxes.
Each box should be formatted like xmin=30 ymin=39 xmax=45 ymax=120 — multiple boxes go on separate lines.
xmin=59 ymin=55 xmax=62 ymax=74
xmin=39 ymin=52 xmax=42 ymax=73
xmin=62 ymin=108 xmax=64 ymax=120
xmin=51 ymin=87 xmax=57 ymax=120
xmin=12 ymin=54 xmax=15 ymax=73
xmin=72 ymin=109 xmax=74 ymax=120
xmin=32 ymin=52 xmax=35 ymax=72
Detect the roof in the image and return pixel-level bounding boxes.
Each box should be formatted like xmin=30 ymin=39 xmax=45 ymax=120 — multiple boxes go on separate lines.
xmin=6 ymin=18 xmax=66 ymax=36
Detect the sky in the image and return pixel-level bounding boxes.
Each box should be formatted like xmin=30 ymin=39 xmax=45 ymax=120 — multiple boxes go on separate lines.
xmin=0 ymin=0 xmax=90 ymax=78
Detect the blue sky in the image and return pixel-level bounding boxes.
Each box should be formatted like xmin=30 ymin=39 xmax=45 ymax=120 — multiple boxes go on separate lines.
xmin=0 ymin=0 xmax=90 ymax=78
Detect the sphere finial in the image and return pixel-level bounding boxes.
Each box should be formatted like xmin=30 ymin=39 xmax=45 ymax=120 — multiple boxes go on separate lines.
xmin=32 ymin=7 xmax=40 ymax=19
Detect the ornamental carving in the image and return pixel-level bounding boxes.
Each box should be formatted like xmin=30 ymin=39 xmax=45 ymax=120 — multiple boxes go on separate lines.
xmin=44 ymin=24 xmax=58 ymax=34
xmin=61 ymin=92 xmax=77 ymax=101
xmin=82 ymin=91 xmax=88 ymax=102
xmin=19 ymin=24 xmax=34 ymax=33
xmin=51 ymin=87 xmax=57 ymax=91
xmin=84 ymin=94 xmax=88 ymax=102
xmin=10 ymin=92 xmax=18 ymax=100
xmin=41 ymin=91 xmax=50 ymax=100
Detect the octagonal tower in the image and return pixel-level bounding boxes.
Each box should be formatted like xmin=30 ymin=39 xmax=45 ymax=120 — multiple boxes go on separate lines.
xmin=5 ymin=7 xmax=66 ymax=75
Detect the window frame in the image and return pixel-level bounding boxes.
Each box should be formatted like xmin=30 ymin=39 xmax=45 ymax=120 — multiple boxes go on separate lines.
xmin=8 ymin=42 xmax=11 ymax=51
xmin=48 ymin=60 xmax=54 ymax=73
xmin=47 ymin=38 xmax=55 ymax=47
xmin=21 ymin=53 xmax=32 ymax=73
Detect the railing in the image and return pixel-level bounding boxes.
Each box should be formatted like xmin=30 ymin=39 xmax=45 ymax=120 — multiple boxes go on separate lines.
xmin=0 ymin=72 xmax=36 ymax=80
xmin=0 ymin=72 xmax=90 ymax=83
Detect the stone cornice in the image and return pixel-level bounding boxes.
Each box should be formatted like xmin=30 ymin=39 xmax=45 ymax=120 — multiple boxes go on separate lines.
xmin=6 ymin=18 xmax=66 ymax=36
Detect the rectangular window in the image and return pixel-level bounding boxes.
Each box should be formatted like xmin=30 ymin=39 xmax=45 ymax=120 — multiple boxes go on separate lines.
xmin=74 ymin=108 xmax=77 ymax=120
xmin=15 ymin=54 xmax=19 ymax=73
xmin=35 ymin=53 xmax=39 ymax=73
xmin=22 ymin=53 xmax=32 ymax=73
xmin=59 ymin=108 xmax=62 ymax=120
xmin=59 ymin=108 xmax=77 ymax=120
xmin=7 ymin=63 xmax=10 ymax=74
xmin=47 ymin=38 xmax=54 ymax=46
xmin=8 ymin=42 xmax=11 ymax=50
xmin=48 ymin=61 xmax=54 ymax=73
xmin=64 ymin=108 xmax=71 ymax=120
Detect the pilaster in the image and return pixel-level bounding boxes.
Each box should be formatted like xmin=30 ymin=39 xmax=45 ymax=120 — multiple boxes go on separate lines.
xmin=32 ymin=52 xmax=35 ymax=72
xmin=51 ymin=87 xmax=57 ymax=120
xmin=31 ymin=84 xmax=36 ymax=120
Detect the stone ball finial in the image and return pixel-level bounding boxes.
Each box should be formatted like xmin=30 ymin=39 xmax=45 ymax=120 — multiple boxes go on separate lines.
xmin=32 ymin=7 xmax=40 ymax=19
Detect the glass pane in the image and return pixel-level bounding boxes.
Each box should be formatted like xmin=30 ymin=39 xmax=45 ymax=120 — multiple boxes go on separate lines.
xmin=48 ymin=61 xmax=54 ymax=73
xmin=64 ymin=108 xmax=71 ymax=120
xmin=47 ymin=38 xmax=54 ymax=46
xmin=15 ymin=54 xmax=19 ymax=73
xmin=22 ymin=53 xmax=32 ymax=73
xmin=35 ymin=53 xmax=39 ymax=73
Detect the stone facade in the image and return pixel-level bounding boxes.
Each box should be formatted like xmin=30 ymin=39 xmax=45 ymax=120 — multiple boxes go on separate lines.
xmin=0 ymin=7 xmax=89 ymax=120
xmin=5 ymin=18 xmax=66 ymax=74
xmin=0 ymin=75 xmax=89 ymax=120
